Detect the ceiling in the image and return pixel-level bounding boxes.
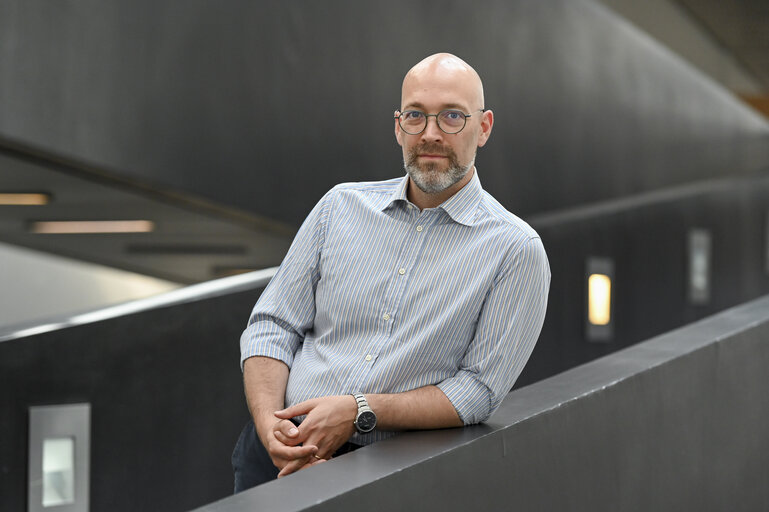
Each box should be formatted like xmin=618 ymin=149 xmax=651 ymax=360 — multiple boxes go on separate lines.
xmin=676 ymin=0 xmax=769 ymax=90
xmin=0 ymin=140 xmax=294 ymax=284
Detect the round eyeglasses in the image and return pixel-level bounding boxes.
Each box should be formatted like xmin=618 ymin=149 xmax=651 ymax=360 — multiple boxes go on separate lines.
xmin=395 ymin=109 xmax=485 ymax=135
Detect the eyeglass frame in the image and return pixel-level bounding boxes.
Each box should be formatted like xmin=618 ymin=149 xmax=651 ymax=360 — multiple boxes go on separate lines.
xmin=395 ymin=108 xmax=486 ymax=135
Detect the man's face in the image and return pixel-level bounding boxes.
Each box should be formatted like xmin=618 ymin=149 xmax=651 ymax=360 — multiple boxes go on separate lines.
xmin=395 ymin=62 xmax=492 ymax=195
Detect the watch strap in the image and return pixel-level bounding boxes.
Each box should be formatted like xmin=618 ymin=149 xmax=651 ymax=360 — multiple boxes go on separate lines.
xmin=353 ymin=392 xmax=372 ymax=412
xmin=352 ymin=392 xmax=376 ymax=433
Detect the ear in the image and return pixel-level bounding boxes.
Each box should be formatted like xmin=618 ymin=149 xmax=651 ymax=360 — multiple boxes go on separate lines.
xmin=476 ymin=109 xmax=494 ymax=148
xmin=394 ymin=110 xmax=404 ymax=147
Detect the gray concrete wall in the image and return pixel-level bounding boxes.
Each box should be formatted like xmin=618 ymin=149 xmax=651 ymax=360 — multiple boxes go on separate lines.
xmin=1 ymin=0 xmax=767 ymax=227
xmin=196 ymin=293 xmax=769 ymax=512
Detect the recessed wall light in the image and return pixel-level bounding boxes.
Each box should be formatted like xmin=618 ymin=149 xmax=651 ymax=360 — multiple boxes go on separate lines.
xmin=0 ymin=193 xmax=51 ymax=205
xmin=28 ymin=404 xmax=90 ymax=512
xmin=687 ymin=229 xmax=711 ymax=305
xmin=30 ymin=220 xmax=155 ymax=234
xmin=586 ymin=257 xmax=614 ymax=342
xmin=588 ymin=274 xmax=612 ymax=326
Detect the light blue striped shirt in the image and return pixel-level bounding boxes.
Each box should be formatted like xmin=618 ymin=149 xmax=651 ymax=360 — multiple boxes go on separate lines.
xmin=241 ymin=171 xmax=550 ymax=445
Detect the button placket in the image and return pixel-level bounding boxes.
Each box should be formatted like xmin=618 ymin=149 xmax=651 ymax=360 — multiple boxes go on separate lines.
xmin=344 ymin=348 xmax=379 ymax=393
xmin=371 ymin=211 xmax=431 ymax=364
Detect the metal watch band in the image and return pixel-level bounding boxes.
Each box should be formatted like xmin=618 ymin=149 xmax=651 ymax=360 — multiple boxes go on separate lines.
xmin=353 ymin=392 xmax=371 ymax=412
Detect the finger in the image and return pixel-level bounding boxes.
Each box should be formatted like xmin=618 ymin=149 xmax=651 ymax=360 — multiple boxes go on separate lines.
xmin=270 ymin=443 xmax=317 ymax=461
xmin=277 ymin=456 xmax=312 ymax=478
xmin=275 ymin=399 xmax=316 ymax=419
xmin=274 ymin=429 xmax=302 ymax=446
xmin=301 ymin=429 xmax=349 ymax=459
xmin=295 ymin=457 xmax=325 ymax=472
xmin=295 ymin=458 xmax=325 ymax=472
xmin=302 ymin=439 xmax=334 ymax=460
xmin=273 ymin=419 xmax=300 ymax=439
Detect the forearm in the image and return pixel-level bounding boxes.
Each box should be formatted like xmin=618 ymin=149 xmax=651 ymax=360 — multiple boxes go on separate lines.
xmin=243 ymin=356 xmax=290 ymax=440
xmin=367 ymin=385 xmax=463 ymax=431
xmin=244 ymin=356 xmax=321 ymax=473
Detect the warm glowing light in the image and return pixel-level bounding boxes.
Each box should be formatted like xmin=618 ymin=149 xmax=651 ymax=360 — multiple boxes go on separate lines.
xmin=588 ymin=273 xmax=612 ymax=325
xmin=0 ymin=193 xmax=50 ymax=205
xmin=31 ymin=220 xmax=155 ymax=234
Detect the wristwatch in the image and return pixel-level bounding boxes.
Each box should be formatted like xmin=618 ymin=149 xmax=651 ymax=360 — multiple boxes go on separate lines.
xmin=352 ymin=393 xmax=377 ymax=434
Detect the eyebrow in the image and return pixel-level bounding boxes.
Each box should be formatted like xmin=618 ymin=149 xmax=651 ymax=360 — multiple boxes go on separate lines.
xmin=403 ymin=102 xmax=469 ymax=112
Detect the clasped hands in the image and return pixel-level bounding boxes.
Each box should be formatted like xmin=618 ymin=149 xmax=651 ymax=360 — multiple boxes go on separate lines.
xmin=261 ymin=394 xmax=358 ymax=478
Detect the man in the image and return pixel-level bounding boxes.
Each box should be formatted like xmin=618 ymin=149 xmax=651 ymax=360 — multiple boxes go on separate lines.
xmin=232 ymin=53 xmax=550 ymax=491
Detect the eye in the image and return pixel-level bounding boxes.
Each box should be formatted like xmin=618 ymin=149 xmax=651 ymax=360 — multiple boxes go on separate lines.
xmin=442 ymin=110 xmax=463 ymax=120
xmin=403 ymin=111 xmax=425 ymax=121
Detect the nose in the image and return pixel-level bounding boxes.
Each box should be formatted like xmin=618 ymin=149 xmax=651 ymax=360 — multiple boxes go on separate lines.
xmin=420 ymin=116 xmax=444 ymax=142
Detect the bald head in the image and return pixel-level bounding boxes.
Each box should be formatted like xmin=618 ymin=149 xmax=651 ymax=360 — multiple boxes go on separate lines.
xmin=401 ymin=53 xmax=485 ymax=110
xmin=395 ymin=53 xmax=494 ymax=207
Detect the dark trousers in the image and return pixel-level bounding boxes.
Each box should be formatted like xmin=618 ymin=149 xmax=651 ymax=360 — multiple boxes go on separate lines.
xmin=231 ymin=420 xmax=361 ymax=493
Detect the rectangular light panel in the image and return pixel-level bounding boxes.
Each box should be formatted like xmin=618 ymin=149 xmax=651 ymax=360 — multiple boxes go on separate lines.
xmin=588 ymin=273 xmax=612 ymax=325
xmin=42 ymin=437 xmax=75 ymax=507
xmin=586 ymin=257 xmax=614 ymax=342
xmin=687 ymin=229 xmax=711 ymax=305
xmin=0 ymin=193 xmax=51 ymax=205
xmin=31 ymin=220 xmax=154 ymax=234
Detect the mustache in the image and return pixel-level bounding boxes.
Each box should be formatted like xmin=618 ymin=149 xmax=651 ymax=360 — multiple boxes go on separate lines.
xmin=410 ymin=143 xmax=454 ymax=157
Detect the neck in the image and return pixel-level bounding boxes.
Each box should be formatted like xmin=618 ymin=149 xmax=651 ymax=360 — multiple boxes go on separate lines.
xmin=407 ymin=167 xmax=475 ymax=210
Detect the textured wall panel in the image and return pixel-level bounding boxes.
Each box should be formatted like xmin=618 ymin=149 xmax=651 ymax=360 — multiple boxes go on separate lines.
xmin=1 ymin=0 xmax=767 ymax=226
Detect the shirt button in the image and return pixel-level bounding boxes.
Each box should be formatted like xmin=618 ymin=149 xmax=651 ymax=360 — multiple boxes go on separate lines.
xmin=382 ymin=313 xmax=391 ymax=321
xmin=365 ymin=354 xmax=372 ymax=362
xmin=416 ymin=225 xmax=423 ymax=232
xmin=398 ymin=268 xmax=406 ymax=275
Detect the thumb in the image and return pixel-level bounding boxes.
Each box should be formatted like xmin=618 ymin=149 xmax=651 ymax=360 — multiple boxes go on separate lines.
xmin=275 ymin=399 xmax=315 ymax=419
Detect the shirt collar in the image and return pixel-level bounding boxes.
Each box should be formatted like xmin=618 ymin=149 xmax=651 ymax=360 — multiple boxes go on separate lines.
xmin=379 ymin=175 xmax=410 ymax=212
xmin=381 ymin=170 xmax=483 ymax=226
xmin=438 ymin=169 xmax=483 ymax=226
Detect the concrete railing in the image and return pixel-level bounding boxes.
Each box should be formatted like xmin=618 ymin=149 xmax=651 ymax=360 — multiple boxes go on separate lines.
xmin=194 ymin=293 xmax=769 ymax=512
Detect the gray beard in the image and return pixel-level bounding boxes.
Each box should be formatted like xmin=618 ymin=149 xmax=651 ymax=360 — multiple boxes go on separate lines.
xmin=403 ymin=145 xmax=474 ymax=194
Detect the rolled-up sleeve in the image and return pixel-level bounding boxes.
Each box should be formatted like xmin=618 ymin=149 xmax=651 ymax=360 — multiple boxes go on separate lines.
xmin=239 ymin=189 xmax=334 ymax=369
xmin=437 ymin=236 xmax=550 ymax=424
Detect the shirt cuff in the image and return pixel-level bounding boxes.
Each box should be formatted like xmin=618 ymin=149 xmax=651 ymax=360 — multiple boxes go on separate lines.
xmin=437 ymin=371 xmax=493 ymax=425
xmin=239 ymin=320 xmax=300 ymax=370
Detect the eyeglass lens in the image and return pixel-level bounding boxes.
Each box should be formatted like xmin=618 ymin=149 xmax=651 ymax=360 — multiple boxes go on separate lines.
xmin=399 ymin=110 xmax=467 ymax=134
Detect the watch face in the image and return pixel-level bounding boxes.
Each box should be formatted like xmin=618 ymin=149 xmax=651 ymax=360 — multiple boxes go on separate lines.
xmin=357 ymin=410 xmax=376 ymax=432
